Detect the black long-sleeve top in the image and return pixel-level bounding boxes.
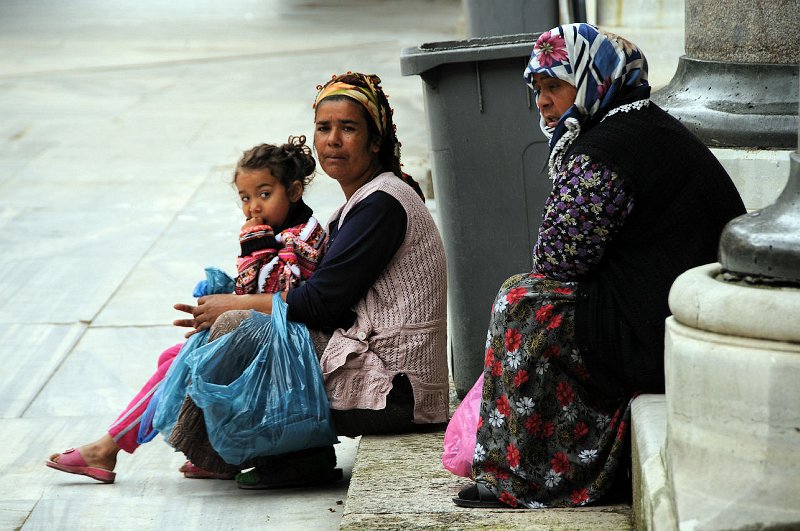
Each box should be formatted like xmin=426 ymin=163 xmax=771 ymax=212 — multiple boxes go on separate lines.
xmin=286 ymin=191 xmax=407 ymax=331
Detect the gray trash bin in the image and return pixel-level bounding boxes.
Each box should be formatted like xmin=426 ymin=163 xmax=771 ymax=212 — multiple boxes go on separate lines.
xmin=401 ymin=34 xmax=552 ymax=397
xmin=465 ymin=0 xmax=558 ymax=38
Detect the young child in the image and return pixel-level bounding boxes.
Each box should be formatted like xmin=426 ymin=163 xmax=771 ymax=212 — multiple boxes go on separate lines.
xmin=233 ymin=137 xmax=326 ymax=295
xmin=45 ymin=136 xmax=327 ymax=483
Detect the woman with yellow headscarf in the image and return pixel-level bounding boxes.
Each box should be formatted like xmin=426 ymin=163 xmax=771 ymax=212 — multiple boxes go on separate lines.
xmin=169 ymin=72 xmax=448 ymax=489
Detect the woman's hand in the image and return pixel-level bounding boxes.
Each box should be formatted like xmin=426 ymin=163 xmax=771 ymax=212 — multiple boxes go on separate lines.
xmin=174 ymin=293 xmax=283 ymax=338
xmin=173 ymin=294 xmax=244 ymax=338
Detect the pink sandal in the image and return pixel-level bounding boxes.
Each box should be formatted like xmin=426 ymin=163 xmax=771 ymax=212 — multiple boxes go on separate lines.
xmin=46 ymin=448 xmax=116 ymax=484
xmin=179 ymin=460 xmax=235 ymax=480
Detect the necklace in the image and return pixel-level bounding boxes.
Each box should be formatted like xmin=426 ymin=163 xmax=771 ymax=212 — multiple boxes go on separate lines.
xmin=602 ymin=99 xmax=650 ymax=121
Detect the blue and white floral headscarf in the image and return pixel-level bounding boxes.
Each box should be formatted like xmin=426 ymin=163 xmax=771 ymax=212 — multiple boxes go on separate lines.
xmin=523 ymin=23 xmax=650 ymax=176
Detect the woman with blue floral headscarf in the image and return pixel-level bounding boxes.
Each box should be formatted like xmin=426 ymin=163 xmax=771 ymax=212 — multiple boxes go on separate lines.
xmin=452 ymin=23 xmax=745 ymax=508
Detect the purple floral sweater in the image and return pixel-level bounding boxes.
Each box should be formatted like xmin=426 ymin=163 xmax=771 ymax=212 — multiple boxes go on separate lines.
xmin=532 ymin=154 xmax=634 ymax=280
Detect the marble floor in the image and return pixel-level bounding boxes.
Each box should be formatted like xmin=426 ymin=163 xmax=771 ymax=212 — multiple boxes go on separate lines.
xmin=0 ymin=1 xmax=462 ymax=529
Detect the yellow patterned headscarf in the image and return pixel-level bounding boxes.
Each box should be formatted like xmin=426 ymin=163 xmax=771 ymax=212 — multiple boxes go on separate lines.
xmin=313 ymin=73 xmax=387 ymax=136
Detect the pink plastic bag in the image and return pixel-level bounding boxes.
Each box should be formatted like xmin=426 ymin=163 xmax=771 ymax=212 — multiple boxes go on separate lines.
xmin=441 ymin=373 xmax=484 ymax=478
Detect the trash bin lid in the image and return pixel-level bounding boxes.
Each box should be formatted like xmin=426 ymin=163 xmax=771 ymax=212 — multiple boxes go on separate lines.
xmin=400 ymin=33 xmax=539 ymax=77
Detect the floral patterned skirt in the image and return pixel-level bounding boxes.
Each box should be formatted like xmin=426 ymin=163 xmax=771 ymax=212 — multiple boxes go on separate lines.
xmin=472 ymin=273 xmax=631 ymax=508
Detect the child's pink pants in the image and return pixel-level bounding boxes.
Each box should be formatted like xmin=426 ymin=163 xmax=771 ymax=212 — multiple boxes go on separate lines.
xmin=107 ymin=343 xmax=183 ymax=453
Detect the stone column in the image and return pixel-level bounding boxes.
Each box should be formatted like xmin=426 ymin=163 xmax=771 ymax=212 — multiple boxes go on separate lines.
xmin=653 ymin=0 xmax=799 ymax=211
xmin=656 ymin=0 xmax=798 ymax=149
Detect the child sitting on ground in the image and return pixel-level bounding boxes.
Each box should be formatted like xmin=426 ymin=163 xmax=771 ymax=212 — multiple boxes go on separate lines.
xmin=232 ymin=138 xmax=326 ymax=297
xmin=46 ymin=136 xmax=327 ymax=483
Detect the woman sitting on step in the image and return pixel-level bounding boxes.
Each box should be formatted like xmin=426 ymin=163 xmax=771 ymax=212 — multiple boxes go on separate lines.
xmin=452 ymin=23 xmax=745 ymax=509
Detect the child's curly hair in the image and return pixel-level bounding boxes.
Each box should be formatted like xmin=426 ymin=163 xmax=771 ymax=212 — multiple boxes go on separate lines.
xmin=234 ymin=135 xmax=316 ymax=189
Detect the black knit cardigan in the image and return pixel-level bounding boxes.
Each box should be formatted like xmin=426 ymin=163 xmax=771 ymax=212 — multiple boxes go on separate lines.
xmin=569 ymin=103 xmax=746 ymax=396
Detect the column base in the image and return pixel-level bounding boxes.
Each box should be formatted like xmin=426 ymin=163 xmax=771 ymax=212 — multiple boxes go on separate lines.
xmin=653 ymin=56 xmax=798 ymax=148
xmin=664 ymin=264 xmax=800 ymax=529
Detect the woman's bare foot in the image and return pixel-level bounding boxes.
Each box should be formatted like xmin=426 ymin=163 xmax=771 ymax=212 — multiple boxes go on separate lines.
xmin=49 ymin=434 xmax=120 ymax=472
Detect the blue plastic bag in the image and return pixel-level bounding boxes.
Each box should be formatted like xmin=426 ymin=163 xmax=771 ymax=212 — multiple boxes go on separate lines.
xmin=136 ymin=267 xmax=235 ymax=444
xmin=184 ymin=293 xmax=338 ymax=464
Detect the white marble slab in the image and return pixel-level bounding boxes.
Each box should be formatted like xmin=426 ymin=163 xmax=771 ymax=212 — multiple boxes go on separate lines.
xmin=0 ymin=500 xmax=33 ymax=531
xmin=91 ymin=167 xmax=243 ymax=328
xmin=0 ymin=169 xmax=193 ymax=326
xmin=630 ymin=394 xmax=674 ymax=531
xmin=0 ymin=323 xmax=85 ymax=419
xmin=23 ymin=326 xmax=185 ymax=419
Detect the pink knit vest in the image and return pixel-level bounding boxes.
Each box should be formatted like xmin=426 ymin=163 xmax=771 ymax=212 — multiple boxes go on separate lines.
xmin=320 ymin=173 xmax=449 ymax=423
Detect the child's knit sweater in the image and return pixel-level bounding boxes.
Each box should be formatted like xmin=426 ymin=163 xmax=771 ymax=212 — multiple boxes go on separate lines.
xmin=235 ymin=215 xmax=327 ymax=295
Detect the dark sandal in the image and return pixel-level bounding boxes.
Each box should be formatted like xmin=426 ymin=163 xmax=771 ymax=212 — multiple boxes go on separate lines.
xmin=452 ymin=482 xmax=509 ymax=508
xmin=236 ymin=467 xmax=343 ymax=490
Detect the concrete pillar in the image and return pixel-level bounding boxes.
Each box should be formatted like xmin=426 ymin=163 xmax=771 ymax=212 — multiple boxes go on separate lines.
xmin=652 ymin=0 xmax=799 ymax=212
xmin=653 ymin=0 xmax=799 ymax=149
xmin=684 ymin=1 xmax=798 ymax=64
